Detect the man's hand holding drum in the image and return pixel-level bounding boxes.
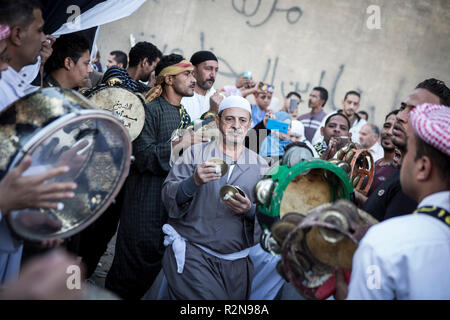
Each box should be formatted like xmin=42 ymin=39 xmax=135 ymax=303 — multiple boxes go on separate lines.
xmin=0 ymin=155 xmax=77 ymax=216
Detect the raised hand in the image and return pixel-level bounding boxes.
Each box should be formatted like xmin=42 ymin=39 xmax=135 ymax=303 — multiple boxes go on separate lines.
xmin=193 ymin=161 xmax=222 ymax=186
xmin=0 ymin=155 xmax=77 ymax=215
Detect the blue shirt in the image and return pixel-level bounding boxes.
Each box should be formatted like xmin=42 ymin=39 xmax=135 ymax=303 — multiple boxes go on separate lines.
xmin=259 ymin=133 xmax=290 ymax=157
xmin=251 ymin=104 xmax=267 ymax=128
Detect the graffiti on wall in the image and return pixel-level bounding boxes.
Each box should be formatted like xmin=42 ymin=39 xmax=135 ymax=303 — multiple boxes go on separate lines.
xmin=139 ymin=1 xmax=411 ymax=122
xmin=231 ymin=0 xmax=302 ymax=27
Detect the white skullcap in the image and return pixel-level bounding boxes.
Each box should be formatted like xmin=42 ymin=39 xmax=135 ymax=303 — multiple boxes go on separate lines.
xmin=290 ymin=120 xmax=305 ymax=137
xmin=218 ymin=95 xmax=252 ymax=114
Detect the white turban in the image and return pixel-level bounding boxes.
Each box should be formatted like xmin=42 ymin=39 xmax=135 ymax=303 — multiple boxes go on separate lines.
xmin=290 ymin=120 xmax=305 ymax=138
xmin=218 ymin=95 xmax=252 ymax=114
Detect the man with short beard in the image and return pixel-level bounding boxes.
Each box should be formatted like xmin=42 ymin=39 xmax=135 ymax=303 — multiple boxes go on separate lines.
xmin=311 ymin=90 xmax=366 ymax=145
xmin=344 ymin=103 xmax=450 ymax=299
xmin=161 ymin=95 xmax=269 ymax=299
xmin=359 ymin=123 xmax=383 ymax=162
xmin=181 ymin=50 xmax=223 ymax=120
xmin=106 ymin=54 xmax=197 ymax=299
xmin=362 ymin=79 xmax=450 ymax=221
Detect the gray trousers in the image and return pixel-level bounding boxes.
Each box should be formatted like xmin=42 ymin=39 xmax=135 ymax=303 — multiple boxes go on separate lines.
xmin=162 ymin=242 xmax=253 ymax=300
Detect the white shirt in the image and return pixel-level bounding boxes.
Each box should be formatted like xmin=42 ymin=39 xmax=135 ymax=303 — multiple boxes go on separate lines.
xmin=181 ymin=87 xmax=216 ymax=121
xmin=368 ymin=142 xmax=384 ymax=162
xmin=0 ymin=60 xmax=40 ymax=112
xmin=311 ymin=111 xmax=367 ymax=145
xmin=347 ymin=191 xmax=450 ymax=300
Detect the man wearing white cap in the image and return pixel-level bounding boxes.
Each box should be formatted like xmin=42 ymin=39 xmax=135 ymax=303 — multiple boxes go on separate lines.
xmin=343 ymin=103 xmax=450 ymax=299
xmin=161 ymin=95 xmax=269 ymax=299
xmin=289 ymin=120 xmax=306 ymax=142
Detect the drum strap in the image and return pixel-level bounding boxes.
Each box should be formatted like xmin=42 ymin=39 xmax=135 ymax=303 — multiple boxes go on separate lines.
xmin=178 ymin=104 xmax=191 ymax=130
xmin=413 ymin=206 xmax=450 ymax=227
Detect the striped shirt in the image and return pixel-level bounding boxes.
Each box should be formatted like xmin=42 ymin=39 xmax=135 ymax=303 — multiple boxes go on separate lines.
xmin=101 ymin=66 xmax=150 ymax=93
xmin=297 ymin=110 xmax=327 ymax=143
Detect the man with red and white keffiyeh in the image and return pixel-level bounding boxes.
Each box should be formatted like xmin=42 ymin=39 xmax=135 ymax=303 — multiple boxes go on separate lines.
xmin=0 ymin=24 xmax=11 ymax=75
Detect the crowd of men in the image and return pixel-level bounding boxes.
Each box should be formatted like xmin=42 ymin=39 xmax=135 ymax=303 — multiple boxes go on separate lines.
xmin=0 ymin=0 xmax=449 ymax=300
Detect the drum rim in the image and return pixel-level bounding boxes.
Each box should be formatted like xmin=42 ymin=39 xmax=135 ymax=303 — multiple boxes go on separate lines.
xmin=9 ymin=109 xmax=130 ymax=168
xmin=85 ymin=85 xmax=146 ymax=141
xmin=258 ymin=159 xmax=354 ymax=219
xmin=7 ymin=111 xmax=132 ymax=242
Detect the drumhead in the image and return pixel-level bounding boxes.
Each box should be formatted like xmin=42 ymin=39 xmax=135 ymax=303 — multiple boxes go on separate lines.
xmin=255 ymin=159 xmax=354 ymax=232
xmin=2 ymin=88 xmax=132 ymax=242
xmin=86 ymin=86 xmax=145 ymax=141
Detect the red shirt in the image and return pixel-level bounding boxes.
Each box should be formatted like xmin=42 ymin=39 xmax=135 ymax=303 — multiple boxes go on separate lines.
xmin=367 ymin=158 xmax=396 ymax=196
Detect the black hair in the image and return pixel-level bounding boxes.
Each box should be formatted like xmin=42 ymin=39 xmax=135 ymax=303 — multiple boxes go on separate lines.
xmin=110 ymin=50 xmax=128 ymax=69
xmin=385 ymin=109 xmax=399 ymax=121
xmin=190 ymin=50 xmax=217 ymax=66
xmin=414 ymin=133 xmax=450 ymax=188
xmin=326 ymin=112 xmax=351 ymax=130
xmin=415 ymin=78 xmax=450 ymax=107
xmin=358 ymin=110 xmax=368 ymax=120
xmin=0 ymin=0 xmax=42 ymax=28
xmin=44 ymin=33 xmax=90 ymax=74
xmin=283 ymin=141 xmax=313 ymax=155
xmin=312 ymin=86 xmax=328 ymax=107
xmin=344 ymin=90 xmax=361 ymax=101
xmin=368 ymin=123 xmax=380 ymax=137
xmin=286 ymin=91 xmax=301 ymax=101
xmin=154 ymin=54 xmax=184 ymax=87
xmin=128 ymin=41 xmax=162 ymax=68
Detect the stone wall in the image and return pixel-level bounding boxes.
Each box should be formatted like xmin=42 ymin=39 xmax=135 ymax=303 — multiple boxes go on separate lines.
xmin=96 ymin=0 xmax=450 ymax=126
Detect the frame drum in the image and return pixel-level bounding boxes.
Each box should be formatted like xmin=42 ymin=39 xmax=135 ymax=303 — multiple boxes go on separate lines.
xmin=0 ymin=87 xmax=132 ymax=242
xmin=84 ymin=85 xmax=145 ymax=141
xmin=254 ymin=159 xmax=354 ymax=232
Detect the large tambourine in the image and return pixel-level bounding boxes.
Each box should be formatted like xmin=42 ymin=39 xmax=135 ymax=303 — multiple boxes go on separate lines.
xmin=272 ymin=200 xmax=378 ymax=299
xmin=82 ymin=83 xmax=145 ymax=141
xmin=0 ymin=87 xmax=132 ymax=242
xmin=334 ymin=142 xmax=374 ymax=195
xmin=254 ymin=159 xmax=354 ymax=235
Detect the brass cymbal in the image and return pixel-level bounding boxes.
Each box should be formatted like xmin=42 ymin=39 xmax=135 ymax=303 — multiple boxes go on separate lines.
xmin=253 ymin=178 xmax=275 ymax=207
xmin=209 ymin=158 xmax=228 ymax=177
xmin=234 ymin=186 xmax=246 ymax=197
xmin=220 ymin=185 xmax=238 ymax=200
xmin=220 ymin=185 xmax=247 ymax=201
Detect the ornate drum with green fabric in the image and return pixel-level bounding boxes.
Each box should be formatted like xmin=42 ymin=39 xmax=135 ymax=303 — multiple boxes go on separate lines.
xmin=254 ymin=159 xmax=354 ymax=252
